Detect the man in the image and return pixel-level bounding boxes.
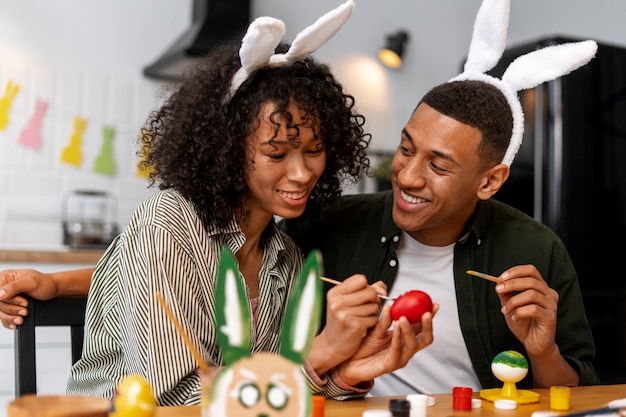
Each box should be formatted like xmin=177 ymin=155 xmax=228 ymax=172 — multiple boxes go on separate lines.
xmin=283 ymin=0 xmax=599 ymax=394
xmin=282 ymin=79 xmax=600 ymax=395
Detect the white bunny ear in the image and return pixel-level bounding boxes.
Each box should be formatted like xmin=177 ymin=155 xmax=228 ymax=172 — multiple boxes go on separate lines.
xmin=498 ymin=39 xmax=597 ymax=166
xmin=228 ymin=17 xmax=286 ymax=99
xmin=450 ymin=0 xmax=597 ymax=167
xmin=463 ymin=0 xmax=510 ymax=74
xmin=277 ymin=0 xmax=355 ymax=64
xmin=502 ymin=40 xmax=598 ymax=92
xmin=226 ymin=0 xmax=355 ymax=101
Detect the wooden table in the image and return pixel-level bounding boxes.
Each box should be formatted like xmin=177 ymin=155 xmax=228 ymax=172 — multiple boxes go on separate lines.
xmin=155 ymin=383 xmax=626 ymax=417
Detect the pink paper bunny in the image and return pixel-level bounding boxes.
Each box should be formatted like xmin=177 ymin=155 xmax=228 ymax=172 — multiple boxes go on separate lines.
xmin=18 ymin=99 xmax=49 ymax=149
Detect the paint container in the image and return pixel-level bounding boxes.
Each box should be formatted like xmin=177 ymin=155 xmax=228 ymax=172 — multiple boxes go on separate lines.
xmin=312 ymin=395 xmax=326 ymax=417
xmin=550 ymin=386 xmax=571 ymax=410
xmin=452 ymin=386 xmax=473 ymax=411
xmin=406 ymin=394 xmax=428 ymax=417
xmin=389 ymin=398 xmax=411 ymax=417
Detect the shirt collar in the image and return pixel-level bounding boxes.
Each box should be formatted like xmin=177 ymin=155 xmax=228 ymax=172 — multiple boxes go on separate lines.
xmin=459 ymin=200 xmax=491 ymax=245
xmin=380 ymin=190 xmax=491 ymax=247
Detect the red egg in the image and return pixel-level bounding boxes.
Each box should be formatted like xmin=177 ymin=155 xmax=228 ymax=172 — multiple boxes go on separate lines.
xmin=390 ymin=290 xmax=433 ymax=323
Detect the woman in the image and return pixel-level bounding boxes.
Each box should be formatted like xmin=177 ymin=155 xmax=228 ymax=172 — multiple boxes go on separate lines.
xmin=61 ymin=30 xmax=382 ymax=403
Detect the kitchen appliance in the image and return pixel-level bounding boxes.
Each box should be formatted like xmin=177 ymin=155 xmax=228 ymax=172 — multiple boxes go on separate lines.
xmin=487 ymin=36 xmax=626 ymax=383
xmin=143 ymin=0 xmax=251 ymax=81
xmin=62 ymin=190 xmax=118 ymax=249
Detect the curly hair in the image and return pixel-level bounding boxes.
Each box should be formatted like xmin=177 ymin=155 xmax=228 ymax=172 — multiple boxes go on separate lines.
xmin=419 ymin=80 xmax=513 ymax=166
xmin=137 ymin=42 xmax=371 ymax=230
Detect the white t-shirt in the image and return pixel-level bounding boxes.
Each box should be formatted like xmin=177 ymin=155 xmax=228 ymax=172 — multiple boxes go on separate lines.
xmin=370 ymin=231 xmax=481 ymax=395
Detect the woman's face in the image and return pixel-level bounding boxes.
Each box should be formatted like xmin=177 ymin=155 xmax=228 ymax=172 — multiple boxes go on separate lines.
xmin=244 ymin=101 xmax=326 ymax=223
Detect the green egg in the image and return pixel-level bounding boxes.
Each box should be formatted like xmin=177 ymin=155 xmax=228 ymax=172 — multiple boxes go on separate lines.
xmin=492 ymin=350 xmax=528 ymax=369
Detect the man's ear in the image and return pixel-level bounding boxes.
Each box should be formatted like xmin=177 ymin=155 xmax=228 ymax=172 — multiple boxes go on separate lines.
xmin=477 ymin=163 xmax=510 ymax=200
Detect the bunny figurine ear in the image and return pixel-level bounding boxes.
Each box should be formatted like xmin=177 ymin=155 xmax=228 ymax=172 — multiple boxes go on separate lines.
xmin=450 ymin=0 xmax=597 ymax=167
xmin=215 ymin=246 xmax=253 ymax=366
xmin=227 ymin=0 xmax=355 ymax=101
xmin=279 ymin=249 xmax=323 ymax=364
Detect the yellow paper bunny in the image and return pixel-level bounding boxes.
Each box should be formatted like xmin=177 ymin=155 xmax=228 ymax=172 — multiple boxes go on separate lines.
xmin=60 ymin=116 xmax=88 ymax=166
xmin=0 ymin=80 xmax=20 ymax=131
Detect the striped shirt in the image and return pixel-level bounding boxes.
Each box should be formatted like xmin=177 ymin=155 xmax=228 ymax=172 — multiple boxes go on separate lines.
xmin=66 ymin=189 xmax=360 ymax=405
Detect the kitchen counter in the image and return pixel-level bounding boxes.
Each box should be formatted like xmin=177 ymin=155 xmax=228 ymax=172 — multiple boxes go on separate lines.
xmin=0 ymin=247 xmax=104 ymax=264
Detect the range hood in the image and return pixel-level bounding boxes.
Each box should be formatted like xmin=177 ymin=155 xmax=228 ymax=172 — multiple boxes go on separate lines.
xmin=143 ymin=0 xmax=251 ymax=81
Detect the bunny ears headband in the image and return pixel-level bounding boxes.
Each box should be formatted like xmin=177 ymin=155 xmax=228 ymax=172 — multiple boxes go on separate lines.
xmin=450 ymin=0 xmax=598 ymax=166
xmin=226 ymin=0 xmax=355 ymax=101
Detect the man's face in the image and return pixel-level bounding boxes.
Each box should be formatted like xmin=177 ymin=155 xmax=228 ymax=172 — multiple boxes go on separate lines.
xmin=391 ymin=103 xmax=491 ymax=246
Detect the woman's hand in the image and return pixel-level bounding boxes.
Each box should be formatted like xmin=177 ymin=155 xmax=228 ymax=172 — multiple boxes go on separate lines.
xmin=307 ymin=274 xmax=387 ymax=375
xmin=336 ymin=303 xmax=438 ymax=386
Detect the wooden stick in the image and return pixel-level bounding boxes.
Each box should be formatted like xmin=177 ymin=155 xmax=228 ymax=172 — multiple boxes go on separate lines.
xmin=320 ymin=276 xmax=341 ymax=286
xmin=155 ymin=291 xmax=213 ymax=375
xmin=466 ymin=270 xmax=502 ymax=284
xmin=320 ymin=276 xmax=393 ymax=301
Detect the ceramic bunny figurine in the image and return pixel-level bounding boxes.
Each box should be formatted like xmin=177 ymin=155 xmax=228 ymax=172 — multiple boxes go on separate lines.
xmin=450 ymin=0 xmax=597 ymax=167
xmin=209 ymin=247 xmax=323 ymax=417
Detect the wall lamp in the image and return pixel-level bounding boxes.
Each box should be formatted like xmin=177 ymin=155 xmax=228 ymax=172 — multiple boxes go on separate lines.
xmin=378 ymin=30 xmax=410 ymax=69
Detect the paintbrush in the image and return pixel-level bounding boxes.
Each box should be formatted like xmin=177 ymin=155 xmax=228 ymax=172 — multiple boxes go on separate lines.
xmin=466 ymin=270 xmax=502 ymax=284
xmin=155 ymin=291 xmax=214 ymax=375
xmin=320 ymin=276 xmax=394 ymax=301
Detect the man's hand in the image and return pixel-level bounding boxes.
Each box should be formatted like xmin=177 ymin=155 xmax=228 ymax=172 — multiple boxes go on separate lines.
xmin=495 ymin=264 xmax=579 ymax=387
xmin=495 ymin=264 xmax=559 ymax=357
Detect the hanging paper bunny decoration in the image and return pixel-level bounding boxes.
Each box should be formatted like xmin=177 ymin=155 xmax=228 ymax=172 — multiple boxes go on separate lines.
xmin=450 ymin=0 xmax=598 ymax=167
xmin=18 ymin=99 xmax=49 ymax=149
xmin=60 ymin=116 xmax=88 ymax=166
xmin=0 ymin=80 xmax=20 ymax=131
xmin=94 ymin=125 xmax=116 ymax=175
xmin=226 ymin=0 xmax=355 ymax=102
xmin=209 ymin=247 xmax=323 ymax=417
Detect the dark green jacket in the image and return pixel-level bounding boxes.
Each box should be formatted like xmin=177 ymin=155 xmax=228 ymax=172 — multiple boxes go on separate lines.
xmin=281 ymin=191 xmax=600 ymax=389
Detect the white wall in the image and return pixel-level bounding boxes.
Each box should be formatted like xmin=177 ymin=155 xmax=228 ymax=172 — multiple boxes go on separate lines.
xmin=1 ymin=0 xmax=625 ymax=246
xmin=0 ymin=1 xmax=191 ymax=246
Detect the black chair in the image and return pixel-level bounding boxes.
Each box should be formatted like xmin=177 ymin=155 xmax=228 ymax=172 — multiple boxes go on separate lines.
xmin=14 ymin=295 xmax=88 ymax=397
